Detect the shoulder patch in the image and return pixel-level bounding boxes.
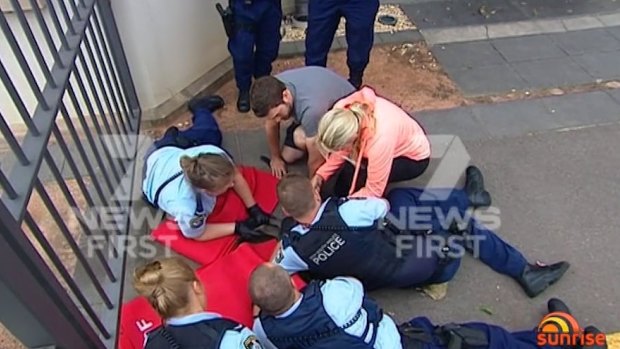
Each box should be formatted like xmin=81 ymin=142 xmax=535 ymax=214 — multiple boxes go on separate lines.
xmin=243 ymin=335 xmax=263 ymax=349
xmin=274 ymin=246 xmax=285 ymax=263
xmin=189 ymin=214 xmax=206 ymax=229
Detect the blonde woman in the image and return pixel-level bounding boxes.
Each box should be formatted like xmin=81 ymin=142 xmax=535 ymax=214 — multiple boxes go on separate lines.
xmin=313 ymin=86 xmax=431 ymax=198
xmin=133 ymin=257 xmax=263 ymax=348
xmin=142 ymin=96 xmax=272 ymax=242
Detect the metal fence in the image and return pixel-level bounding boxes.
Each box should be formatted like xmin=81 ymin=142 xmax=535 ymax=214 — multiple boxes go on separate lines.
xmin=0 ymin=0 xmax=140 ymax=347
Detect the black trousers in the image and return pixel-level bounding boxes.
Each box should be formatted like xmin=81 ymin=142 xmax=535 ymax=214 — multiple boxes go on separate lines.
xmin=322 ymin=156 xmax=430 ymax=198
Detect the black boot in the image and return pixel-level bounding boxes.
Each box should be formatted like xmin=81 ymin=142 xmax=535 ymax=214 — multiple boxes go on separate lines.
xmin=348 ymin=74 xmax=363 ymax=89
xmin=237 ymin=90 xmax=251 ymax=113
xmin=517 ymin=262 xmax=570 ymax=298
xmin=577 ymin=326 xmax=608 ymax=349
xmin=547 ymin=298 xmax=572 ymax=314
xmin=465 ymin=165 xmax=492 ymax=208
xmin=188 ymin=95 xmax=225 ymax=113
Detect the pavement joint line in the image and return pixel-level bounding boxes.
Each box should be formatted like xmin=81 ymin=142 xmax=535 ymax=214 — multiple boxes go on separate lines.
xmin=420 ymin=11 xmax=620 ymax=45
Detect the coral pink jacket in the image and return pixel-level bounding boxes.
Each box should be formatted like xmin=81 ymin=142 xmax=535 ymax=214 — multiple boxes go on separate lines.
xmin=315 ymin=87 xmax=431 ymax=198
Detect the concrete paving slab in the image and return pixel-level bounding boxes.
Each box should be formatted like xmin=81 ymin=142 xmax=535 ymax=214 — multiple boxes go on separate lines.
xmin=401 ymin=0 xmax=525 ymax=30
xmin=471 ymin=99 xmax=563 ymax=137
xmin=572 ymin=50 xmax=620 ymax=79
xmin=450 ymin=64 xmax=528 ymax=96
xmin=511 ymin=57 xmax=594 ymax=89
xmin=606 ymin=88 xmax=620 ymax=104
xmin=415 ymin=107 xmax=491 ymax=141
xmin=541 ymin=91 xmax=620 ymax=127
xmin=421 ymin=25 xmax=488 ymax=45
xmin=431 ymin=41 xmax=506 ymax=70
xmin=378 ymin=30 xmax=424 ymax=44
xmin=597 ymin=13 xmax=620 ymax=26
xmin=549 ymin=28 xmax=620 ymax=55
xmin=607 ymin=25 xmax=620 ymax=40
xmin=486 ymin=20 xmax=542 ymax=39
xmin=561 ymin=15 xmax=605 ymax=31
xmin=492 ymin=35 xmax=567 ymax=62
xmin=374 ymin=123 xmax=620 ymax=331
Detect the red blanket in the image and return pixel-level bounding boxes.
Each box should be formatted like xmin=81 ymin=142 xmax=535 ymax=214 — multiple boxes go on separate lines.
xmin=119 ymin=243 xmax=306 ymax=349
xmin=151 ymin=166 xmax=280 ymax=266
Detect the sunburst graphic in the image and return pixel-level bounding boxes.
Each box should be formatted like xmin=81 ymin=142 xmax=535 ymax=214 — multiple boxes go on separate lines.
xmin=538 ymin=312 xmax=580 ymax=334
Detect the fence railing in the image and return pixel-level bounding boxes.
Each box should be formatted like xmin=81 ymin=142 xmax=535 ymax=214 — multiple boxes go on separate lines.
xmin=0 ymin=0 xmax=140 ymax=347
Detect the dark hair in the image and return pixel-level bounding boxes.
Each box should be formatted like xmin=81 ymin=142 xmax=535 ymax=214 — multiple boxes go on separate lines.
xmin=277 ymin=173 xmax=316 ymax=218
xmin=250 ymin=76 xmax=287 ymax=117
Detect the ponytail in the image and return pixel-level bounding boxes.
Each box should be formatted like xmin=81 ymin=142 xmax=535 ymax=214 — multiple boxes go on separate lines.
xmin=179 ymin=153 xmax=235 ymax=191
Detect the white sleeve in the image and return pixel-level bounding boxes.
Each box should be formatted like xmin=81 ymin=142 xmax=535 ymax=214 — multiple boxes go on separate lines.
xmin=219 ymin=326 xmax=265 ymax=349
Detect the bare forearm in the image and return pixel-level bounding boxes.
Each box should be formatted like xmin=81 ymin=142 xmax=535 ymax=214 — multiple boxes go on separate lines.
xmin=196 ymin=223 xmax=236 ymax=241
xmin=265 ymin=121 xmax=281 ymax=158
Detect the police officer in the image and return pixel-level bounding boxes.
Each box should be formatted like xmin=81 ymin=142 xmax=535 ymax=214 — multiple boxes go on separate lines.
xmin=134 ymin=257 xmax=265 ymax=349
xmin=273 ymin=171 xmax=569 ymax=298
xmin=218 ymin=0 xmax=283 ymax=113
xmin=305 ymin=0 xmax=380 ymax=88
xmin=142 ymin=96 xmax=272 ymax=242
xmin=249 ymin=263 xmax=607 ymax=349
xmin=250 ymin=66 xmax=355 ymax=178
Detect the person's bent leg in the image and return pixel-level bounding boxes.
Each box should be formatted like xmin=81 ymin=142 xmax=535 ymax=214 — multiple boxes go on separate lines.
xmin=341 ymin=0 xmax=380 ymax=88
xmin=178 ymin=108 xmax=223 ymax=147
xmin=388 ymin=157 xmax=431 ymax=182
xmin=281 ymin=122 xmax=305 ymax=163
xmin=253 ymin=0 xmax=282 ymax=79
xmin=305 ymin=0 xmax=341 ymax=67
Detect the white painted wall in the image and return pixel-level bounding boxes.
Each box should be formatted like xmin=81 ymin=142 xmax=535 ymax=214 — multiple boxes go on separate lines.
xmin=110 ymin=0 xmax=230 ymax=112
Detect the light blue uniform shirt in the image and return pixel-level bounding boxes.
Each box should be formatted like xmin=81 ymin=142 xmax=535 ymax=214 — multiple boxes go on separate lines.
xmin=274 ymin=197 xmax=390 ymax=273
xmin=151 ymin=312 xmax=263 ymax=349
xmin=142 ymin=145 xmax=233 ymax=238
xmin=252 ymin=277 xmax=402 ymax=349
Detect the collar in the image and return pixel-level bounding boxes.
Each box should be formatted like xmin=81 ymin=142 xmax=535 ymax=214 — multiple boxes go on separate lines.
xmin=166 ymin=311 xmax=221 ymax=326
xmin=293 ymin=199 xmax=331 ymax=232
xmin=276 ymin=294 xmax=304 ymax=318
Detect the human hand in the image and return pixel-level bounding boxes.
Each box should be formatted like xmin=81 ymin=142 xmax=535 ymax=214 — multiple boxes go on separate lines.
xmin=311 ymin=175 xmax=324 ymax=192
xmin=234 ymin=219 xmax=273 ymax=243
xmin=270 ymin=157 xmax=287 ymax=178
xmin=248 ymin=204 xmax=271 ymax=227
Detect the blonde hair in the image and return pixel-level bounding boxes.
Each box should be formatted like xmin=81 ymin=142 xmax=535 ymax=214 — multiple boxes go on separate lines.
xmin=317 ymin=103 xmax=371 ymax=157
xmin=276 ymin=173 xmax=316 ymax=218
xmin=133 ymin=257 xmax=199 ymax=319
xmin=179 ymin=153 xmax=234 ymax=191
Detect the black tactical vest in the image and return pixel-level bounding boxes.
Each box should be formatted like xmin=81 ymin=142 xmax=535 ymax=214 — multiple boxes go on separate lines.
xmin=284 ymin=198 xmax=405 ymax=290
xmin=144 ymin=318 xmax=240 ymax=349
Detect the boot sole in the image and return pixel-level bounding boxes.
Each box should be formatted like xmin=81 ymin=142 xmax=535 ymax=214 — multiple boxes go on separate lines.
xmin=524 ymin=263 xmax=570 ymax=298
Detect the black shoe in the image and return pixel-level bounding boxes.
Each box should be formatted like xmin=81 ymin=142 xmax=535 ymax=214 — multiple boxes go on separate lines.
xmin=237 ymin=90 xmax=251 ymax=113
xmin=188 ymin=95 xmax=225 ymax=113
xmin=517 ymin=262 xmax=570 ymax=298
xmin=547 ymin=298 xmax=571 ymax=315
xmin=578 ymin=326 xmax=607 ymax=349
xmin=465 ymin=165 xmax=492 ymax=208
xmin=348 ymin=75 xmax=362 ymax=89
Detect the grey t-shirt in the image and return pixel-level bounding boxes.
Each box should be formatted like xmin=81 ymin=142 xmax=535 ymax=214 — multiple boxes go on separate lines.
xmin=276 ymin=66 xmax=355 ymax=137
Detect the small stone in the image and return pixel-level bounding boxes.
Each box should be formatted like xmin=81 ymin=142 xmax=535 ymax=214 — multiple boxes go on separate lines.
xmin=605 ymin=81 xmax=620 ymax=88
xmin=511 ymin=89 xmax=516 ymax=92
xmin=525 ymin=91 xmax=531 ymax=96
xmin=446 ymin=6 xmax=451 ymax=11
xmin=596 ymin=79 xmax=603 ymax=84
xmin=549 ymin=88 xmax=564 ymax=96
xmin=551 ymin=109 xmax=556 ymax=113
xmin=441 ymin=46 xmax=446 ymax=50
xmin=567 ymin=9 xmax=573 ymax=14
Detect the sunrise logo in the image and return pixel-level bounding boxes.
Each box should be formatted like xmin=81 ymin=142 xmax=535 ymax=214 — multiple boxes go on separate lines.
xmin=536 ymin=312 xmax=607 ymax=347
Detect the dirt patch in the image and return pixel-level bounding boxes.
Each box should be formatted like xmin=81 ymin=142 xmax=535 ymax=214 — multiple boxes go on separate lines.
xmin=0 ymin=325 xmax=24 ymax=349
xmin=143 ymin=42 xmax=465 ymax=138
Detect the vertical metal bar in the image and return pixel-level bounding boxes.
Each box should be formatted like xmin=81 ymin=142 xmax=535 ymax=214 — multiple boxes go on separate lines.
xmin=56 ymin=107 xmax=105 ymax=205
xmin=66 ymin=0 xmax=82 ymax=21
xmin=0 ymin=112 xmax=29 ymax=166
xmin=65 ymin=82 xmax=116 ymax=195
xmin=28 ymin=0 xmax=65 ymax=69
xmin=33 ymin=180 xmax=114 ymax=309
xmin=82 ymin=32 xmax=124 ymax=138
xmin=86 ymin=21 xmax=128 ymax=137
xmin=0 ymin=60 xmax=40 ymax=136
xmin=0 ymin=170 xmax=18 ymax=200
xmin=0 ymin=11 xmax=49 ymax=111
xmin=0 ymin=201 xmax=105 ymax=348
xmin=9 ymin=0 xmax=57 ymax=88
xmin=56 ymin=0 xmax=77 ymax=35
xmin=50 ymin=124 xmax=96 ymax=207
xmin=46 ymin=0 xmax=70 ymax=49
xmin=93 ymin=0 xmax=141 ymax=117
xmin=43 ymin=150 xmax=116 ymax=282
xmin=72 ymin=60 xmax=125 ymax=182
xmin=92 ymin=10 xmax=132 ymax=132
xmin=24 ymin=213 xmax=111 ymax=338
